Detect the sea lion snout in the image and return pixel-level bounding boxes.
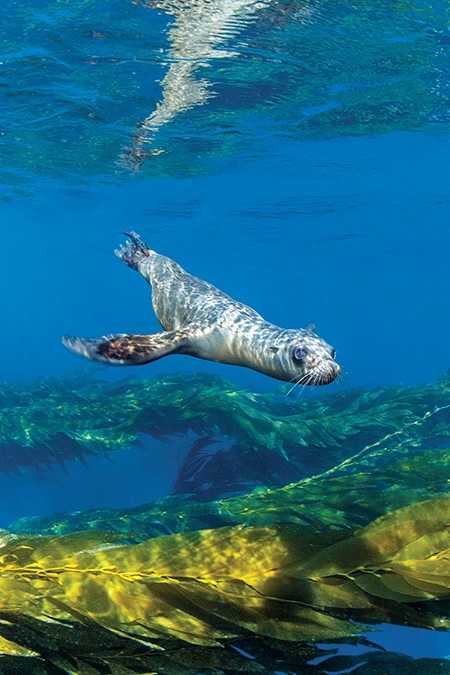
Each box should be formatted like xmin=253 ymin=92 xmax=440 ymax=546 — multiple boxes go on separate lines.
xmin=307 ymin=341 xmax=341 ymax=385
xmin=318 ymin=359 xmax=341 ymax=385
xmin=290 ymin=354 xmax=340 ymax=387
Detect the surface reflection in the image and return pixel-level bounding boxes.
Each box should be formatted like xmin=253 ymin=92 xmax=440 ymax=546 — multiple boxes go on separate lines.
xmin=120 ymin=0 xmax=273 ymax=169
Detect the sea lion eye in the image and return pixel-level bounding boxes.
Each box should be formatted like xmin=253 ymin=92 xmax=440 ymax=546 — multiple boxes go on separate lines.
xmin=331 ymin=348 xmax=336 ymax=360
xmin=293 ymin=347 xmax=307 ymax=362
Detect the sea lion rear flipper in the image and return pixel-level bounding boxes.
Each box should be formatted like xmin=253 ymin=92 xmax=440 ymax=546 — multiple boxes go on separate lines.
xmin=62 ymin=330 xmax=189 ymax=365
xmin=115 ymin=231 xmax=151 ymax=271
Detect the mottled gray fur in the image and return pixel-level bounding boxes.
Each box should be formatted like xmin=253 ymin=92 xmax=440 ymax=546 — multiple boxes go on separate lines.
xmin=63 ymin=232 xmax=340 ymax=385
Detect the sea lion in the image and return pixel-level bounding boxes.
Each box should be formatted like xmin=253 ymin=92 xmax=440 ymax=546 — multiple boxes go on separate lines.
xmin=63 ymin=232 xmax=340 ymax=386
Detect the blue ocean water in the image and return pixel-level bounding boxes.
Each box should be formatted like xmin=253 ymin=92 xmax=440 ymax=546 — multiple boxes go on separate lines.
xmin=2 ymin=0 xmax=450 ymax=669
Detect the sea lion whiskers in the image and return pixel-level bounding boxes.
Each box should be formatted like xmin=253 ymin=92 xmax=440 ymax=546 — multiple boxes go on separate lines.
xmin=305 ymin=367 xmax=325 ymax=389
xmin=314 ymin=361 xmax=339 ymax=386
xmin=285 ymin=370 xmax=315 ymax=398
xmin=284 ymin=370 xmax=304 ymax=396
xmin=286 ymin=362 xmax=334 ymax=397
xmin=336 ymin=367 xmax=349 ymax=390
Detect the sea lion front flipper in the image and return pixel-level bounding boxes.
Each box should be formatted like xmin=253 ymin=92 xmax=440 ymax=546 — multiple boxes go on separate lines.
xmin=62 ymin=330 xmax=190 ymax=365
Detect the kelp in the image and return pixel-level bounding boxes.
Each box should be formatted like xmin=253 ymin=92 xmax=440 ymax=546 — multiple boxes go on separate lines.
xmin=12 ymin=442 xmax=450 ymax=538
xmin=3 ymin=497 xmax=450 ymax=673
xmin=5 ymin=371 xmax=450 ymax=672
xmin=308 ymin=650 xmax=450 ymax=675
xmin=7 ymin=368 xmax=450 ymax=551
xmin=3 ymin=630 xmax=449 ymax=675
xmin=3 ymin=370 xmax=450 ymax=503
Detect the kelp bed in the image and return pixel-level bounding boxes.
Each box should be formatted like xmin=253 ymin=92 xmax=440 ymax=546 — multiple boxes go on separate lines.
xmin=3 ymin=369 xmax=450 ymax=493
xmin=4 ymin=496 xmax=450 ymax=674
xmin=4 ymin=497 xmax=450 ymax=674
xmin=3 ymin=372 xmax=450 ymax=673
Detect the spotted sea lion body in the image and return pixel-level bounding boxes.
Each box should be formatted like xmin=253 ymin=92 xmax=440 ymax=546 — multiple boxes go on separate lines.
xmin=63 ymin=232 xmax=340 ymax=386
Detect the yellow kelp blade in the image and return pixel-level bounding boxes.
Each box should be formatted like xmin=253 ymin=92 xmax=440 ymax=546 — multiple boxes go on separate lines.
xmin=0 ymin=524 xmax=358 ymax=646
xmin=294 ymin=494 xmax=450 ymax=579
xmin=1 ymin=497 xmax=450 ymax=656
xmin=0 ymin=632 xmax=38 ymax=657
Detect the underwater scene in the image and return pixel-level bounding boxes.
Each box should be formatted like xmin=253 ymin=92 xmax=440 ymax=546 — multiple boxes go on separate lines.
xmin=2 ymin=0 xmax=450 ymax=672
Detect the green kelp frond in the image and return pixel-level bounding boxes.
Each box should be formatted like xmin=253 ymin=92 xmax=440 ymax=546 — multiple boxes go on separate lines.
xmin=11 ymin=431 xmax=450 ymax=539
xmin=3 ymin=497 xmax=450 ymax=673
xmin=2 ymin=371 xmax=450 ymax=490
xmin=12 ymin=442 xmax=450 ymax=537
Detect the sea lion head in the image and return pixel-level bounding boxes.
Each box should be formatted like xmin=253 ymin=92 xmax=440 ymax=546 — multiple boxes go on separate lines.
xmin=268 ymin=324 xmax=340 ymax=386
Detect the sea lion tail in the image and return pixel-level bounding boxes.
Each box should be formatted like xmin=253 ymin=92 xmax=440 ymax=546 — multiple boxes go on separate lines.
xmin=62 ymin=330 xmax=189 ymax=365
xmin=114 ymin=231 xmax=151 ymax=271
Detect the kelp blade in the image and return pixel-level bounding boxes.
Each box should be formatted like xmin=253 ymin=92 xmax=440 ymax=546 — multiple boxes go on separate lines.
xmin=2 ymin=496 xmax=450 ymax=674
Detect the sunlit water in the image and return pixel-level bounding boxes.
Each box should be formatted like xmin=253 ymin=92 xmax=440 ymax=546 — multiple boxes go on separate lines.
xmin=2 ymin=0 xmax=450 ymax=668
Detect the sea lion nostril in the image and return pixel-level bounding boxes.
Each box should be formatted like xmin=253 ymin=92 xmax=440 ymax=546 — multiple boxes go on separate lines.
xmin=331 ymin=348 xmax=336 ymax=360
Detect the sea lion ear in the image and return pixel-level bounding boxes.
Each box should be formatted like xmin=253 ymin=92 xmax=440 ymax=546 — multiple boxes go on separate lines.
xmin=305 ymin=323 xmax=316 ymax=334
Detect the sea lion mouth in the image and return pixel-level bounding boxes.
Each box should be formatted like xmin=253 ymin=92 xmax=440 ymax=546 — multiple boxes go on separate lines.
xmin=285 ymin=360 xmax=339 ymax=395
xmin=301 ymin=360 xmax=340 ymax=386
